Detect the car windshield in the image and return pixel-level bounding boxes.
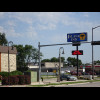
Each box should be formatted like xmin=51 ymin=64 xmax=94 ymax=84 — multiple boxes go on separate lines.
xmin=66 ymin=75 xmax=71 ymax=77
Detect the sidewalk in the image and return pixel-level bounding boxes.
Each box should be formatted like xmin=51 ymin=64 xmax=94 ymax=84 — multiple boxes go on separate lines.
xmin=0 ymin=78 xmax=97 ymax=87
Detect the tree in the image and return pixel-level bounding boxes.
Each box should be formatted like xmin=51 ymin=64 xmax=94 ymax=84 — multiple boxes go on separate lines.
xmin=0 ymin=33 xmax=8 ymax=46
xmin=41 ymin=59 xmax=51 ymax=62
xmin=14 ymin=44 xmax=43 ymax=72
xmin=41 ymin=57 xmax=65 ymax=62
xmin=67 ymin=57 xmax=82 ymax=67
xmin=14 ymin=45 xmax=26 ymax=69
xmin=50 ymin=57 xmax=59 ymax=62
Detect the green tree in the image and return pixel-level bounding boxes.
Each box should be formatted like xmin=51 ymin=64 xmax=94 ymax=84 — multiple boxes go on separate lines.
xmin=14 ymin=45 xmax=26 ymax=68
xmin=14 ymin=44 xmax=43 ymax=72
xmin=41 ymin=59 xmax=51 ymax=62
xmin=41 ymin=57 xmax=65 ymax=62
xmin=0 ymin=33 xmax=8 ymax=46
xmin=67 ymin=57 xmax=82 ymax=67
xmin=58 ymin=57 xmax=65 ymax=62
xmin=51 ymin=57 xmax=59 ymax=62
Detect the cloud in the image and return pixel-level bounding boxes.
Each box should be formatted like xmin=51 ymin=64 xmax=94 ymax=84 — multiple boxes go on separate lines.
xmin=6 ymin=20 xmax=16 ymax=27
xmin=0 ymin=12 xmax=5 ymax=18
xmin=26 ymin=26 xmax=37 ymax=39
xmin=0 ymin=26 xmax=5 ymax=33
xmin=1 ymin=12 xmax=100 ymax=43
xmin=51 ymin=34 xmax=66 ymax=43
xmin=5 ymin=27 xmax=22 ymax=38
xmin=0 ymin=25 xmax=22 ymax=38
xmin=7 ymin=12 xmax=72 ymax=30
xmin=37 ymin=23 xmax=56 ymax=30
xmin=83 ymin=12 xmax=89 ymax=17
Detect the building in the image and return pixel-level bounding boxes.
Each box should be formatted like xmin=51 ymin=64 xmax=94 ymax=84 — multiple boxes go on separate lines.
xmin=28 ymin=62 xmax=63 ymax=72
xmin=0 ymin=46 xmax=17 ymax=72
xmin=41 ymin=62 xmax=63 ymax=68
xmin=80 ymin=65 xmax=100 ymax=74
xmin=27 ymin=63 xmax=39 ymax=69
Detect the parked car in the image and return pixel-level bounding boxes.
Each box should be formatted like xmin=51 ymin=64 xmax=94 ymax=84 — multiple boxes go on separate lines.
xmin=68 ymin=76 xmax=77 ymax=81
xmin=60 ymin=74 xmax=77 ymax=81
xmin=65 ymin=70 xmax=70 ymax=73
xmin=70 ymin=71 xmax=82 ymax=76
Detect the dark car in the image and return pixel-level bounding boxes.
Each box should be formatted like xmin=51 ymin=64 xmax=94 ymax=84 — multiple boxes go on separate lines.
xmin=60 ymin=74 xmax=77 ymax=81
xmin=60 ymin=74 xmax=69 ymax=81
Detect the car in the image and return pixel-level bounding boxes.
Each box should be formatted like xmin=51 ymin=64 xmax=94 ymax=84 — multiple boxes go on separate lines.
xmin=60 ymin=74 xmax=77 ymax=81
xmin=65 ymin=70 xmax=70 ymax=73
xmin=68 ymin=76 xmax=77 ymax=81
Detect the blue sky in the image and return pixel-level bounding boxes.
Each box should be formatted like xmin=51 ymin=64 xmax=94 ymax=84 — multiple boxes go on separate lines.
xmin=0 ymin=12 xmax=100 ymax=64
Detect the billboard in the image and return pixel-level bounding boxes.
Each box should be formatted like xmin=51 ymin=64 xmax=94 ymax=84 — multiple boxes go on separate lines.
xmin=67 ymin=32 xmax=87 ymax=42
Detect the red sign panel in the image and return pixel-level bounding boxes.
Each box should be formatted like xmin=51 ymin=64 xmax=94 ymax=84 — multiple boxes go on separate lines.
xmin=72 ymin=50 xmax=83 ymax=55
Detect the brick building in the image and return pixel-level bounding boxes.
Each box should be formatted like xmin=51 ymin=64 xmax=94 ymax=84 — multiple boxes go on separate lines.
xmin=0 ymin=46 xmax=17 ymax=72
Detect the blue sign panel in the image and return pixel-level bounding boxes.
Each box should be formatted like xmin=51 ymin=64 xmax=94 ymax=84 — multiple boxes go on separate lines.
xmin=67 ymin=32 xmax=87 ymax=42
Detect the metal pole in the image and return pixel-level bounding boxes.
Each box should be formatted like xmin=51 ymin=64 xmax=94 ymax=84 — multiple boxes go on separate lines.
xmin=59 ymin=51 xmax=61 ymax=82
xmin=92 ymin=28 xmax=94 ymax=79
xmin=59 ymin=49 xmax=61 ymax=82
xmin=91 ymin=26 xmax=100 ymax=79
xmin=8 ymin=43 xmax=10 ymax=85
xmin=76 ymin=45 xmax=79 ymax=77
xmin=76 ymin=45 xmax=78 ymax=77
xmin=57 ymin=49 xmax=61 ymax=82
xmin=38 ymin=42 xmax=41 ymax=83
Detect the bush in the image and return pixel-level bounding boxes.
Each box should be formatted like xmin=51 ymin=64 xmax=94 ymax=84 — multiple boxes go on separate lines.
xmin=9 ymin=76 xmax=19 ymax=85
xmin=2 ymin=75 xmax=31 ymax=85
xmin=2 ymin=77 xmax=9 ymax=85
xmin=17 ymin=75 xmax=26 ymax=85
xmin=10 ymin=71 xmax=23 ymax=76
xmin=24 ymin=75 xmax=31 ymax=84
xmin=0 ymin=72 xmax=9 ymax=77
xmin=0 ymin=71 xmax=23 ymax=78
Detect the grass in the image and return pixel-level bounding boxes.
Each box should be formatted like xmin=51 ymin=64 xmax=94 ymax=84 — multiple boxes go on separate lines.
xmin=28 ymin=79 xmax=100 ymax=87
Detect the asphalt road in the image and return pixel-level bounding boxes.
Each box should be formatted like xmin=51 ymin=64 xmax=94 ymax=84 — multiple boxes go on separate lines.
xmin=54 ymin=81 xmax=100 ymax=87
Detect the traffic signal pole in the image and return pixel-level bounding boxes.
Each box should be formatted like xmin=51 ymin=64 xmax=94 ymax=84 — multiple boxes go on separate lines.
xmin=76 ymin=45 xmax=79 ymax=77
xmin=38 ymin=41 xmax=91 ymax=83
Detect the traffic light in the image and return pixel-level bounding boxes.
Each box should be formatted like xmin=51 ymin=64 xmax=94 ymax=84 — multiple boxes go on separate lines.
xmin=72 ymin=50 xmax=83 ymax=55
xmin=91 ymin=41 xmax=100 ymax=45
xmin=72 ymin=42 xmax=81 ymax=46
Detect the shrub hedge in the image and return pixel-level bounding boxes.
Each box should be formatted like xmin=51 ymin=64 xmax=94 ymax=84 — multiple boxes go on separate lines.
xmin=0 ymin=71 xmax=23 ymax=78
xmin=2 ymin=75 xmax=31 ymax=85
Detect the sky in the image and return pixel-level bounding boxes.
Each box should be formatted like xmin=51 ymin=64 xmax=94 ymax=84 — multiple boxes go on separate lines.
xmin=0 ymin=12 xmax=100 ymax=64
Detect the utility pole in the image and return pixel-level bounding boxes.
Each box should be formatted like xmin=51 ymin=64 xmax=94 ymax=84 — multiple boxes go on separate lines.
xmin=38 ymin=42 xmax=41 ymax=83
xmin=76 ymin=45 xmax=79 ymax=77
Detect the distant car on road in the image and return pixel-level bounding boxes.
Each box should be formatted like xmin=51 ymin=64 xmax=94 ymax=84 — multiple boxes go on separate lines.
xmin=60 ymin=74 xmax=77 ymax=81
xmin=65 ymin=70 xmax=70 ymax=73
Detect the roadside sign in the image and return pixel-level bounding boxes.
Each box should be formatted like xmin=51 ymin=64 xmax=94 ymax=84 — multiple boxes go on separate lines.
xmin=72 ymin=50 xmax=83 ymax=55
xmin=67 ymin=32 xmax=87 ymax=42
xmin=83 ymin=68 xmax=85 ymax=72
xmin=83 ymin=66 xmax=85 ymax=72
xmin=53 ymin=70 xmax=56 ymax=73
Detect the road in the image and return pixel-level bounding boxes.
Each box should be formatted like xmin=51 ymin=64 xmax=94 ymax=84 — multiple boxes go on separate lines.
xmin=54 ymin=81 xmax=100 ymax=87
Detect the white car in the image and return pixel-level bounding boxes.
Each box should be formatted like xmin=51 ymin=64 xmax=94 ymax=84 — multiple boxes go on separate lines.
xmin=65 ymin=70 xmax=70 ymax=73
xmin=69 ymin=76 xmax=77 ymax=81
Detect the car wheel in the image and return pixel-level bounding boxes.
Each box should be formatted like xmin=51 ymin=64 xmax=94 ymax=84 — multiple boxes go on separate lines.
xmin=60 ymin=78 xmax=62 ymax=81
xmin=67 ymin=78 xmax=69 ymax=81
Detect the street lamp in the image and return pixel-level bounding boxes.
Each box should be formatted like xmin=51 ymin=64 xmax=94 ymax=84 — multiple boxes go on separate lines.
xmin=57 ymin=47 xmax=65 ymax=82
xmin=8 ymin=41 xmax=14 ymax=85
xmin=92 ymin=25 xmax=100 ymax=79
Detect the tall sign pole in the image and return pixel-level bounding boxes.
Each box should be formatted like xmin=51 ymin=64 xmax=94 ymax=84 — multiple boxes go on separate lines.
xmin=76 ymin=45 xmax=79 ymax=77
xmin=91 ymin=25 xmax=100 ymax=79
xmin=67 ymin=32 xmax=87 ymax=78
xmin=38 ymin=42 xmax=41 ymax=83
xmin=92 ymin=28 xmax=94 ymax=80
